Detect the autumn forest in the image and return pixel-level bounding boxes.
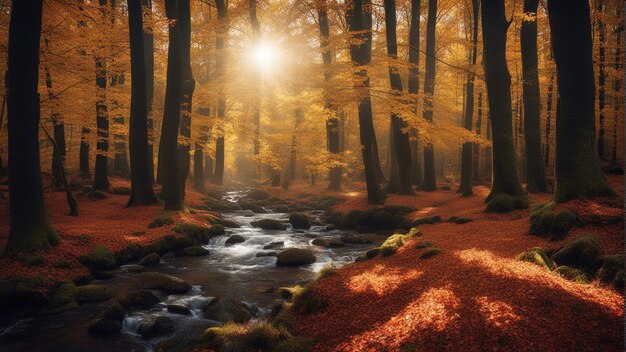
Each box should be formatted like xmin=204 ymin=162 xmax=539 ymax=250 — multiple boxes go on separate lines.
xmin=0 ymin=0 xmax=624 ymax=351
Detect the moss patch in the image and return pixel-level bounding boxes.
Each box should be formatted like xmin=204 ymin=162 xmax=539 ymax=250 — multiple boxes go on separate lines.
xmin=415 ymin=241 xmax=434 ymax=249
xmin=79 ymin=245 xmax=118 ymax=270
xmin=485 ymin=193 xmax=528 ymax=213
xmin=516 ymin=247 xmax=556 ymax=270
xmin=420 ymin=248 xmax=442 ymax=259
xmin=551 ymin=235 xmax=603 ymax=271
xmin=148 ymin=213 xmax=174 ymax=228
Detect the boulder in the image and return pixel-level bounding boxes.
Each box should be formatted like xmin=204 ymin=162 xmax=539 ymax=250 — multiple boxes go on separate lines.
xmin=251 ymin=219 xmax=288 ymax=231
xmin=74 ymin=284 xmax=112 ymax=303
xmin=340 ymin=233 xmax=372 ymax=245
xmin=167 ymin=304 xmax=191 ymax=315
xmin=139 ymin=252 xmax=160 ymax=267
xmin=46 ymin=282 xmax=79 ymax=315
xmin=122 ymin=290 xmax=161 ymax=310
xmin=551 ymin=235 xmax=603 ymax=270
xmin=263 ymin=241 xmax=284 ymax=250
xmin=80 ymin=245 xmax=118 ymax=270
xmin=276 ymin=248 xmax=316 ymax=267
xmin=183 ymin=246 xmax=210 ymax=256
xmin=136 ymin=272 xmax=192 ymax=294
xmin=272 ymin=205 xmax=291 ymax=213
xmin=255 ymin=252 xmax=277 ymax=257
xmin=225 ymin=235 xmax=246 ymax=245
xmin=202 ymin=296 xmax=251 ymax=323
xmin=239 ymin=201 xmax=267 ymax=213
xmin=138 ymin=316 xmax=176 ymax=338
xmin=212 ymin=218 xmax=240 ymax=228
xmin=289 ymin=212 xmax=311 ymax=229
xmin=247 ymin=189 xmax=272 ymax=200
xmin=311 ymin=238 xmax=327 ymax=247
xmin=594 ymin=255 xmax=624 ymax=282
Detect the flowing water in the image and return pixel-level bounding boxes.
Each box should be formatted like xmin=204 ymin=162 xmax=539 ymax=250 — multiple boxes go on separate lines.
xmin=0 ymin=191 xmax=382 ymax=352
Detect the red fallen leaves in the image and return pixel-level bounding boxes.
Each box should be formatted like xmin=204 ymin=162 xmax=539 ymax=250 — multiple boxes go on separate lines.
xmin=0 ymin=178 xmax=217 ymax=290
xmin=292 ymin=176 xmax=624 ymax=352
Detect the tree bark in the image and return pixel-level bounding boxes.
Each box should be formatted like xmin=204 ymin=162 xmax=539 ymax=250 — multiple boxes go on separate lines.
xmin=177 ymin=0 xmax=195 ymax=193
xmin=458 ymin=0 xmax=479 ymax=196
xmin=212 ymin=0 xmax=227 ymax=185
xmin=521 ymin=0 xmax=549 ymax=192
xmin=611 ymin=5 xmax=623 ymax=166
xmin=93 ymin=0 xmax=111 ymax=192
xmin=127 ymin=0 xmax=157 ymax=206
xmin=160 ymin=0 xmax=184 ymax=210
xmin=481 ymin=0 xmax=528 ymax=209
xmin=347 ymin=0 xmax=385 ymax=204
xmin=547 ymin=0 xmax=614 ymax=201
xmin=143 ymin=0 xmax=155 ymax=184
xmin=384 ymin=0 xmax=412 ymax=195
xmin=544 ymin=72 xmax=555 ymax=169
xmin=421 ymin=0 xmax=437 ymax=191
xmin=4 ymin=0 xmax=59 ymax=254
xmin=408 ymin=0 xmax=422 ymax=186
xmin=249 ymin=0 xmax=261 ymax=179
xmin=596 ymin=0 xmax=607 ymax=160
xmin=317 ymin=1 xmax=342 ymax=190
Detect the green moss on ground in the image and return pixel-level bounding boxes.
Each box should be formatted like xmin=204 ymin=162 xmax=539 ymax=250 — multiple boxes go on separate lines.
xmin=79 ymin=245 xmax=117 ymax=270
xmin=419 ymin=248 xmax=442 ymax=259
xmin=485 ymin=193 xmax=528 ymax=213
xmin=148 ymin=213 xmax=174 ymax=228
xmin=516 ymin=247 xmax=556 ymax=270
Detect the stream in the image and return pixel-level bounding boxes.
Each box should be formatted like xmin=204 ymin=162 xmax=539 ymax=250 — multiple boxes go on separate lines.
xmin=0 ymin=191 xmax=382 ymax=352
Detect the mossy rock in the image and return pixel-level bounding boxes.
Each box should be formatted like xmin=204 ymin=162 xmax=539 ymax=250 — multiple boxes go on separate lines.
xmin=272 ymin=336 xmax=314 ymax=352
xmin=549 ymin=210 xmax=577 ymax=240
xmin=148 ymin=213 xmax=174 ymax=228
xmin=594 ymin=255 xmax=624 ymax=282
xmin=554 ymin=266 xmax=589 ymax=284
xmin=203 ymin=296 xmax=252 ymax=323
xmin=290 ymin=285 xmax=326 ymax=314
xmin=380 ymin=245 xmax=398 ymax=257
xmin=342 ymin=209 xmax=363 ymax=228
xmin=80 ymin=245 xmax=118 ymax=270
xmin=372 ymin=210 xmax=396 ymax=230
xmin=173 ymin=222 xmax=212 ymax=242
xmin=210 ymin=218 xmax=241 ymax=228
xmin=247 ymin=189 xmax=272 ymax=200
xmin=74 ymin=284 xmax=112 ymax=303
xmin=251 ymin=219 xmax=288 ymax=231
xmin=420 ymin=248 xmax=442 ymax=259
xmin=137 ymin=316 xmax=176 ymax=338
xmin=365 ymin=247 xmax=381 ymax=259
xmin=551 ymin=235 xmax=603 ymax=271
xmin=183 ymin=246 xmax=210 ymax=256
xmin=276 ymin=248 xmax=316 ymax=266
xmin=139 ymin=252 xmax=161 ymax=266
xmin=415 ymin=241 xmax=434 ymax=249
xmin=383 ymin=205 xmax=417 ymax=216
xmin=166 ymin=234 xmax=199 ymax=251
xmin=115 ymin=243 xmax=146 ymax=263
xmin=136 ymin=272 xmax=192 ymax=294
xmin=121 ymin=289 xmax=161 ymax=310
xmin=289 ymin=212 xmax=311 ymax=229
xmin=516 ymin=247 xmax=556 ymax=270
xmin=485 ymin=193 xmax=528 ymax=213
xmin=18 ymin=253 xmax=45 ymax=267
xmin=407 ymin=227 xmax=422 ymax=237
xmin=529 ymin=203 xmax=555 ymax=236
xmin=46 ymin=282 xmax=79 ymax=315
xmin=204 ymin=196 xmax=241 ymax=212
xmin=412 ymin=215 xmax=442 ymax=226
xmin=210 ymin=224 xmax=226 ymax=236
xmin=453 ymin=217 xmax=473 ymax=224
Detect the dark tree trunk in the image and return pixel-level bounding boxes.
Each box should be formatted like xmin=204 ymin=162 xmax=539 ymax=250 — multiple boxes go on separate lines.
xmin=386 ymin=119 xmax=399 ymax=193
xmin=458 ymin=0 xmax=479 ymax=196
xmin=289 ymin=109 xmax=302 ymax=181
xmin=544 ymin=72 xmax=555 ymax=169
xmin=212 ymin=0 xmax=227 ymax=185
xmin=93 ymin=0 xmax=110 ymax=192
xmin=318 ymin=1 xmax=342 ymax=190
xmin=421 ymin=0 xmax=437 ymax=191
xmin=127 ymin=0 xmax=157 ymax=206
xmin=160 ymin=0 xmax=184 ymax=210
xmin=596 ymin=0 xmax=607 ymax=160
xmin=79 ymin=127 xmax=90 ymax=179
xmin=481 ymin=0 xmax=528 ymax=209
xmin=204 ymin=154 xmax=214 ymax=180
xmin=193 ymin=108 xmax=209 ymax=192
xmin=250 ymin=0 xmax=261 ymax=179
xmin=4 ymin=0 xmax=60 ymax=254
xmin=383 ymin=0 xmax=413 ymax=195
xmin=521 ymin=0 xmax=549 ymax=192
xmin=347 ymin=0 xmax=385 ymax=204
xmin=473 ymin=91 xmax=483 ymax=182
xmin=547 ymin=0 xmax=614 ymax=201
xmin=143 ymin=0 xmax=155 ymax=184
xmin=177 ymin=0 xmax=194 ymax=193
xmin=408 ymin=0 xmax=422 ymax=186
xmin=611 ymin=6 xmax=623 ymax=166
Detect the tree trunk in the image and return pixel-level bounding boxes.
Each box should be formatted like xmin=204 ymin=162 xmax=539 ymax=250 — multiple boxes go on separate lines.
xmin=421 ymin=0 xmax=437 ymax=191
xmin=472 ymin=91 xmax=482 ymax=182
xmin=143 ymin=0 xmax=155 ymax=184
xmin=611 ymin=5 xmax=623 ymax=166
xmin=212 ymin=0 xmax=227 ymax=185
xmin=250 ymin=0 xmax=261 ymax=179
xmin=93 ymin=0 xmax=111 ymax=192
xmin=481 ymin=0 xmax=528 ymax=209
xmin=317 ymin=1 xmax=342 ymax=190
xmin=408 ymin=0 xmax=422 ymax=186
xmin=347 ymin=0 xmax=385 ymax=204
xmin=127 ymin=0 xmax=157 ymax=206
xmin=4 ymin=0 xmax=59 ymax=254
xmin=80 ymin=127 xmax=90 ymax=179
xmin=383 ymin=0 xmax=413 ymax=195
xmin=160 ymin=0 xmax=184 ymax=210
xmin=596 ymin=0 xmax=607 ymax=160
xmin=521 ymin=0 xmax=549 ymax=192
xmin=458 ymin=0 xmax=479 ymax=196
xmin=205 ymin=154 xmax=214 ymax=180
xmin=544 ymin=72 xmax=555 ymax=169
xmin=177 ymin=0 xmax=195 ymax=194
xmin=547 ymin=0 xmax=614 ymax=201
xmin=193 ymin=108 xmax=209 ymax=192
xmin=289 ymin=109 xmax=302 ymax=181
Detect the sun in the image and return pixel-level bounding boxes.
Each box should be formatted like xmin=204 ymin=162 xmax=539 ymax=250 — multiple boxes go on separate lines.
xmin=252 ymin=42 xmax=278 ymax=72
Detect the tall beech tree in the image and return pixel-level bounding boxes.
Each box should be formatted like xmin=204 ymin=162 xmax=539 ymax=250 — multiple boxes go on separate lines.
xmin=318 ymin=1 xmax=342 ymax=191
xmin=383 ymin=0 xmax=412 ymax=195
xmin=249 ymin=0 xmax=262 ymax=179
xmin=547 ymin=0 xmax=614 ymax=201
xmin=161 ymin=0 xmax=184 ymax=210
xmin=481 ymin=0 xmax=528 ymax=210
xmin=93 ymin=0 xmax=111 ymax=192
xmin=127 ymin=0 xmax=157 ymax=206
xmin=596 ymin=0 xmax=607 ymax=160
xmin=457 ymin=0 xmax=479 ymax=196
xmin=142 ymin=0 xmax=155 ymax=184
xmin=520 ymin=0 xmax=549 ymax=193
xmin=421 ymin=0 xmax=437 ymax=192
xmin=347 ymin=0 xmax=385 ymax=204
xmin=408 ymin=0 xmax=421 ymax=186
xmin=177 ymin=0 xmax=195 ymax=193
xmin=212 ymin=0 xmax=227 ymax=185
xmin=4 ymin=0 xmax=59 ymax=254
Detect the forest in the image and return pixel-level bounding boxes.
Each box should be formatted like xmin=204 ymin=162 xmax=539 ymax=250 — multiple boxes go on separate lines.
xmin=0 ymin=0 xmax=623 ymax=351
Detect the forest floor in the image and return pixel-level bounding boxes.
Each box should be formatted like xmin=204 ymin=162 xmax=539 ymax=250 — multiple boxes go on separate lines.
xmin=286 ymin=176 xmax=624 ymax=352
xmin=0 ymin=176 xmax=623 ymax=351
